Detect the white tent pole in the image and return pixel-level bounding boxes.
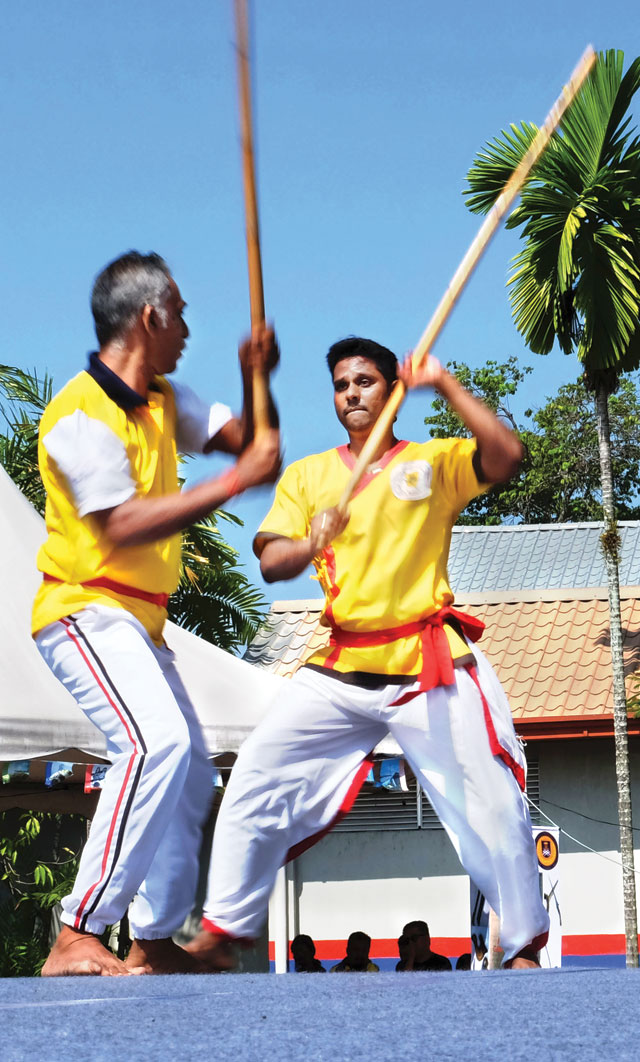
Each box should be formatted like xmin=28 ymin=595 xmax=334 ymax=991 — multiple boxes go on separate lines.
xmin=272 ymin=865 xmax=289 ymax=973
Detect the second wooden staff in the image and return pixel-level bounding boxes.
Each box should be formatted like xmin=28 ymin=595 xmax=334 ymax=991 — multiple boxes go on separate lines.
xmin=234 ymin=0 xmax=270 ymax=437
xmin=337 ymin=45 xmax=596 ymax=515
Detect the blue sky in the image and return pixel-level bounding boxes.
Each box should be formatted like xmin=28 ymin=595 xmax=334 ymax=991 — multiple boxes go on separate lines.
xmin=2 ymin=1 xmax=638 ymax=604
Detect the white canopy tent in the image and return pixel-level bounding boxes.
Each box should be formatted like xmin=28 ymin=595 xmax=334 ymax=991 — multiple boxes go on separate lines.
xmin=0 ymin=464 xmax=284 ymax=763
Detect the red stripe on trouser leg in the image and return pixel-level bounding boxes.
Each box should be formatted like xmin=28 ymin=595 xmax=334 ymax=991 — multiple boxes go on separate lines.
xmin=466 ymin=664 xmax=526 ymax=791
xmin=286 ymin=755 xmax=374 ymax=862
xmin=201 ymin=919 xmax=239 ymax=940
xmin=60 ymin=619 xmax=140 ymax=929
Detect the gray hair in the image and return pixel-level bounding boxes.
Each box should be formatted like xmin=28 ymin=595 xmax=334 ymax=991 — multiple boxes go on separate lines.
xmin=91 ymin=251 xmax=172 ymax=347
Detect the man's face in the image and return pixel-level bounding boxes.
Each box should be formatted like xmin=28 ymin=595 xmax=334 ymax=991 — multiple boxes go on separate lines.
xmin=403 ymin=923 xmax=429 ymax=960
xmin=346 ymin=937 xmax=370 ymax=969
xmin=292 ymin=940 xmax=314 ymax=969
xmin=332 ymin=356 xmax=393 ymax=437
xmin=149 ymin=278 xmax=189 ymax=376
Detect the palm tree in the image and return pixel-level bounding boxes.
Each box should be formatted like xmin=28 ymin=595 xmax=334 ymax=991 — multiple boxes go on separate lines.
xmin=465 ymin=49 xmax=640 ymax=965
xmin=0 ymin=364 xmax=267 ymax=654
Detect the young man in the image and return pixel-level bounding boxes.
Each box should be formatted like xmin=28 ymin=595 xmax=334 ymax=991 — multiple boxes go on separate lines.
xmin=290 ymin=934 xmax=326 ymax=973
xmin=330 ymin=932 xmax=379 ymax=973
xmin=189 ymin=336 xmax=549 ymax=970
xmin=396 ymin=920 xmax=452 ymax=971
xmin=33 ymin=251 xmax=280 ymax=976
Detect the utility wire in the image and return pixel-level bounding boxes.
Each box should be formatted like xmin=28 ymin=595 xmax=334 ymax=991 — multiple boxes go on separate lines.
xmin=526 ymin=795 xmax=640 ymax=879
xmin=537 ymin=796 xmax=640 ymax=833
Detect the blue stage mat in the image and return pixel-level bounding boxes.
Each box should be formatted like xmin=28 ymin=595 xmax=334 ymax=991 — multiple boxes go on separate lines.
xmin=2 ymin=967 xmax=639 ymax=1061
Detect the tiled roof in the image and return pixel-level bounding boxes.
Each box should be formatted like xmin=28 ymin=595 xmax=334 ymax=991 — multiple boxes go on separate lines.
xmin=244 ymin=597 xmax=640 ymax=738
xmin=449 ymin=522 xmax=640 ymax=595
xmin=244 ymin=524 xmax=640 ymax=738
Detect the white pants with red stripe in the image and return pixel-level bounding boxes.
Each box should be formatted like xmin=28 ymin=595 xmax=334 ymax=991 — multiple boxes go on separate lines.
xmin=35 ymin=604 xmax=211 ymax=939
xmin=203 ymin=647 xmax=549 ymax=961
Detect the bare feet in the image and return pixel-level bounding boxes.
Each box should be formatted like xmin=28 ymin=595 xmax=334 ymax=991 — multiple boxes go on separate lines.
xmin=41 ymin=925 xmax=131 ymax=977
xmin=125 ymin=937 xmax=208 ymax=974
xmin=183 ymin=930 xmax=240 ymax=972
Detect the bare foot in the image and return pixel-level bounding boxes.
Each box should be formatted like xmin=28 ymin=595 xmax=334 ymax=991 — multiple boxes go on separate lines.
xmin=503 ymin=947 xmax=541 ymax=970
xmin=41 ymin=926 xmax=130 ymax=977
xmin=125 ymin=937 xmax=208 ymax=974
xmin=183 ymin=930 xmax=240 ymax=972
xmin=508 ymin=956 xmax=541 ymax=969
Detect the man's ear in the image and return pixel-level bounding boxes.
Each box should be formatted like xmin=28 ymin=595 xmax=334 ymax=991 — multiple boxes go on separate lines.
xmin=141 ymin=304 xmax=156 ymax=335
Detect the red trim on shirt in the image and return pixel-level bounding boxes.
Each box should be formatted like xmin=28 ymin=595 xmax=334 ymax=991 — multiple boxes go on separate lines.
xmin=319 ymin=545 xmax=343 ymax=669
xmin=336 ymin=440 xmax=410 ymax=499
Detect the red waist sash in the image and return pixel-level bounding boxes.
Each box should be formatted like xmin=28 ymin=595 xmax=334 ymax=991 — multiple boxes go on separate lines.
xmin=328 ymin=605 xmax=485 ymax=692
xmin=43 ymin=573 xmax=169 ymax=609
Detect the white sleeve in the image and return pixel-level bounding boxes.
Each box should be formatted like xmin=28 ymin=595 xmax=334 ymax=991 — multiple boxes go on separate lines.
xmin=172 ymin=380 xmax=233 ymax=454
xmin=42 ymin=410 xmax=136 ymax=517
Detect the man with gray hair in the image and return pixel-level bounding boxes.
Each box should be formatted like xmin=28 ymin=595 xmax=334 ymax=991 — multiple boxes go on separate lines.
xmin=32 ymin=250 xmax=280 ymax=976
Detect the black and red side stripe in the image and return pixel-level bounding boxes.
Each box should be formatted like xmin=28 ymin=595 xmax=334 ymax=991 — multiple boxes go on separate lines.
xmin=60 ymin=616 xmax=148 ymax=932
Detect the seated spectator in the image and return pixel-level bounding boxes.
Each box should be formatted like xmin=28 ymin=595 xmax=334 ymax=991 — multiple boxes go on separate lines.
xmin=291 ymin=934 xmax=325 ymax=973
xmin=455 ymin=952 xmax=471 ymax=970
xmin=395 ymin=920 xmax=452 ymax=971
xmin=330 ymin=931 xmax=379 ymax=972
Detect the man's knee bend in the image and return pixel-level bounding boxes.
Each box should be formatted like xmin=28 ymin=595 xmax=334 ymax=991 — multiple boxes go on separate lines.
xmin=145 ymin=727 xmax=192 ymax=780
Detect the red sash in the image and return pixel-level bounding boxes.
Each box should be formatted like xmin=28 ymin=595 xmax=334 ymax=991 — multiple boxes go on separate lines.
xmin=328 ymin=605 xmax=485 ymax=692
xmin=43 ymin=572 xmax=169 ymax=609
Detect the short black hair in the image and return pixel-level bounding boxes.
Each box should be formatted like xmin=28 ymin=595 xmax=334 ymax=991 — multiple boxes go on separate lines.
xmin=91 ymin=251 xmax=172 ymax=347
xmin=404 ymin=919 xmax=430 ymax=941
xmin=347 ymin=931 xmax=371 ymax=946
xmin=291 ymin=934 xmax=316 ymax=955
xmin=327 ymin=337 xmax=398 ymax=389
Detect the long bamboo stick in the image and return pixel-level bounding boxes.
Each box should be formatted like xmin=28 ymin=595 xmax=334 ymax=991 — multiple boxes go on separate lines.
xmin=337 ymin=45 xmax=597 ymax=514
xmin=234 ymin=0 xmax=270 ymax=437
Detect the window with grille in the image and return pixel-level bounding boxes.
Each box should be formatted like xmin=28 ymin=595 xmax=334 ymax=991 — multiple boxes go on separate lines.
xmin=524 ymin=748 xmax=542 ymax=824
xmin=334 ymin=748 xmax=541 ymax=833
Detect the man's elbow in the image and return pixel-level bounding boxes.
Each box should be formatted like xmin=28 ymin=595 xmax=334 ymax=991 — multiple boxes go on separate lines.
xmin=480 ymin=435 xmax=523 ymax=485
xmin=260 ymin=560 xmax=279 ymax=584
xmin=494 ymin=436 xmax=523 ymax=484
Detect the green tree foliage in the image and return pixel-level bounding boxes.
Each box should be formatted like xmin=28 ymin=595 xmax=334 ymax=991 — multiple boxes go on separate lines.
xmin=0 ymin=364 xmax=268 ymax=653
xmin=464 ymin=50 xmax=640 ymax=381
xmin=427 ymin=360 xmax=640 ymax=523
xmin=0 ymin=365 xmax=51 ymax=513
xmin=464 ymin=49 xmax=640 ymax=964
xmin=0 ymin=811 xmax=80 ymax=976
xmin=172 ymin=508 xmax=268 ymax=652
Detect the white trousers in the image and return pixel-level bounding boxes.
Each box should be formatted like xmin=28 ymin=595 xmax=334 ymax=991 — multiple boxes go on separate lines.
xmin=203 ymin=648 xmax=549 ymax=961
xmin=36 ymin=605 xmax=211 ymax=939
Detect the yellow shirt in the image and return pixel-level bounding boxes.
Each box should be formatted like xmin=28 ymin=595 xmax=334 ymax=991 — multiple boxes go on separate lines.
xmin=32 ymin=365 xmax=181 ymax=645
xmin=255 ymin=438 xmax=487 ymax=676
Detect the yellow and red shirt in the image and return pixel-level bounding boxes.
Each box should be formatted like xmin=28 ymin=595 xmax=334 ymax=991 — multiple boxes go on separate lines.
xmin=255 ymin=438 xmax=487 ymax=676
xmin=32 ymin=353 xmax=232 ymax=645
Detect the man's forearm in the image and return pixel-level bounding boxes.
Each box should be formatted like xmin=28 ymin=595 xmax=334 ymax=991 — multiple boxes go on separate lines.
xmin=98 ymin=469 xmax=242 ymax=547
xmin=259 ymin=536 xmax=316 ymax=583
xmin=240 ymin=367 xmax=280 ymax=448
xmin=436 ymin=371 xmax=522 ymax=483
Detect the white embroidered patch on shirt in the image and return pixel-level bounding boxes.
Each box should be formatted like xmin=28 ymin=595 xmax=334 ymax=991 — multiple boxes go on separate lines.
xmin=390 ymin=460 xmax=432 ymax=501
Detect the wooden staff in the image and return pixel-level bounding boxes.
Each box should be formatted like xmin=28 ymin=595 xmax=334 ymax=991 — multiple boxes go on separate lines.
xmin=337 ymin=45 xmax=597 ymax=515
xmin=234 ymin=0 xmax=270 ymax=437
